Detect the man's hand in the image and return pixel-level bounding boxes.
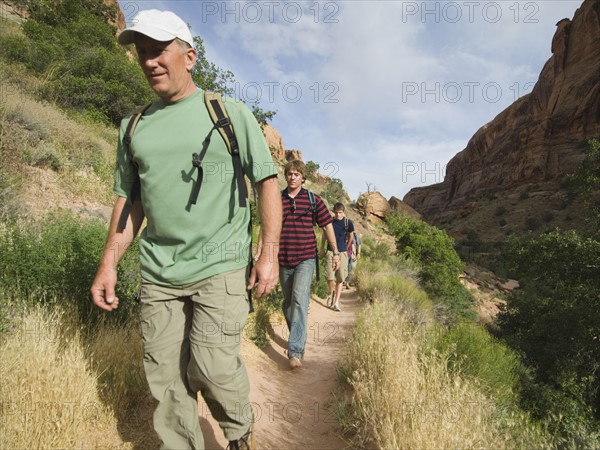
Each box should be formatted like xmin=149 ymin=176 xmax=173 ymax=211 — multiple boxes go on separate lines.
xmin=248 ymin=252 xmax=279 ymax=298
xmin=332 ymin=254 xmax=340 ymax=271
xmin=90 ymin=266 xmax=120 ymax=311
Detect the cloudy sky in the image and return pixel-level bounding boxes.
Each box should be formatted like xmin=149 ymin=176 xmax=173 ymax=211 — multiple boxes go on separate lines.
xmin=117 ymin=0 xmax=583 ymax=200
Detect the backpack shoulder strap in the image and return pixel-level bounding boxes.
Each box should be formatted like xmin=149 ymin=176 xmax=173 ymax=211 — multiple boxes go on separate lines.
xmin=118 ymin=103 xmax=152 ymax=231
xmin=124 ymin=103 xmax=152 ymax=146
xmin=307 ymin=190 xmax=317 ymax=226
xmin=305 ymin=189 xmax=320 ymax=281
xmin=203 ymin=91 xmax=247 ymax=207
xmin=204 ymin=91 xmax=237 ymax=154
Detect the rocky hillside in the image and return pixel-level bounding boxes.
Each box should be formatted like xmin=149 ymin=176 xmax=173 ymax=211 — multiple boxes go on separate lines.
xmin=404 ymin=0 xmax=600 ymax=242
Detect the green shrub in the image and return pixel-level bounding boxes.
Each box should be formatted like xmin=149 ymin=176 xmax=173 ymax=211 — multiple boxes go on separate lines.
xmin=567 ymin=138 xmax=600 ymax=234
xmin=0 ymin=211 xmax=140 ymax=325
xmin=322 ymin=178 xmax=345 ymax=207
xmin=244 ymin=288 xmax=283 ymax=348
xmin=360 ymin=235 xmax=392 ymax=261
xmin=305 ymin=161 xmax=319 ymax=182
xmin=436 ymin=322 xmax=522 ymax=407
xmin=0 ymin=1 xmax=154 ymax=126
xmin=386 ymin=213 xmax=474 ymax=320
xmin=498 ymin=229 xmax=600 ymax=439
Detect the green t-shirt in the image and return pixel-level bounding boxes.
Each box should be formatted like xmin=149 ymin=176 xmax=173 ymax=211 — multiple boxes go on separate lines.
xmin=114 ymin=89 xmax=276 ymax=286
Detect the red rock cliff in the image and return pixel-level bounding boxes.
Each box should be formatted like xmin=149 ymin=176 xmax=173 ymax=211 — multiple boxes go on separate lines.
xmin=404 ymin=0 xmax=600 ymax=220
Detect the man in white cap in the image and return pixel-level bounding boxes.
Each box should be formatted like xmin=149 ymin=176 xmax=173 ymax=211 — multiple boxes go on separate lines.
xmin=90 ymin=9 xmax=281 ymax=450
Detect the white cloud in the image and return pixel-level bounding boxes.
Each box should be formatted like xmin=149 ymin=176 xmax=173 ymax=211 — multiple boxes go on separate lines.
xmin=117 ymin=0 xmax=584 ymax=202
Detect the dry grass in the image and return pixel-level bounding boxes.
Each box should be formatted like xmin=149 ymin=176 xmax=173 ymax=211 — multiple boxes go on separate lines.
xmin=340 ymin=298 xmax=501 ymax=449
xmin=339 ymin=258 xmax=551 ymax=449
xmin=340 ymin=297 xmax=550 ymax=449
xmin=0 ymin=305 xmax=150 ymax=449
xmin=0 ymin=306 xmax=126 ymax=448
xmin=86 ymin=317 xmax=147 ymax=418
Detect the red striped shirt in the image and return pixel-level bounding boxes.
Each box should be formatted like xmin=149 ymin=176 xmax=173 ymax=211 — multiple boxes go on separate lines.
xmin=279 ymin=188 xmax=332 ymax=267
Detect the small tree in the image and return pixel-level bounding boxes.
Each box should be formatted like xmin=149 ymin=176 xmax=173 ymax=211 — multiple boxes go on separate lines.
xmin=497 ymin=229 xmax=600 ymax=433
xmin=322 ymin=178 xmax=345 ymax=207
xmin=305 ymin=161 xmax=319 ymax=182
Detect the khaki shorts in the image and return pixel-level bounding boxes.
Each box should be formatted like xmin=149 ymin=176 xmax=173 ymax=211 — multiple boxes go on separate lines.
xmin=325 ymin=251 xmax=349 ymax=283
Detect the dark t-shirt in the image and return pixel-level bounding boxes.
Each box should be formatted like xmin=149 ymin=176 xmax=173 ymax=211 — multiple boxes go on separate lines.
xmin=329 ymin=217 xmax=354 ymax=253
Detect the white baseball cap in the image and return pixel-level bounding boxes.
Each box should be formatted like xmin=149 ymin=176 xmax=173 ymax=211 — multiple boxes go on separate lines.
xmin=117 ymin=9 xmax=194 ymax=48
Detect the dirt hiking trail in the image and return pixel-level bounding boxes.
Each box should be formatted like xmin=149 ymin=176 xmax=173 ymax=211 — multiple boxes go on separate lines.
xmin=200 ymin=288 xmax=361 ymax=450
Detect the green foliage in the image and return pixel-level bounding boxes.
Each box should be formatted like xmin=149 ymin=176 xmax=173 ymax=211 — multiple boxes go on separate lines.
xmin=322 ymin=178 xmax=345 ymax=207
xmin=191 ymin=36 xmax=235 ymax=95
xmin=0 ymin=211 xmax=140 ymax=326
xmin=567 ymin=138 xmax=600 ymax=235
xmin=190 ymin=36 xmax=275 ymax=126
xmin=0 ymin=0 xmax=277 ymax=127
xmin=497 ymin=229 xmax=600 ymax=436
xmin=312 ymin=255 xmax=330 ymax=299
xmin=305 ymin=161 xmax=320 ymax=182
xmin=436 ymin=322 xmax=522 ymax=407
xmin=245 ymin=289 xmax=282 ymax=348
xmin=360 ymin=235 xmax=392 ymax=261
xmin=0 ymin=0 xmax=153 ymax=125
xmin=386 ymin=213 xmax=474 ymax=320
xmin=250 ymin=103 xmax=276 ymax=127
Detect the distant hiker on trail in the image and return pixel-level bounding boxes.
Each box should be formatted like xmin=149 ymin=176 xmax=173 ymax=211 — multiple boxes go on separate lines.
xmin=278 ymin=159 xmax=339 ymax=370
xmin=344 ymin=231 xmax=362 ymax=288
xmin=322 ymin=202 xmax=354 ymax=311
xmin=90 ymin=9 xmax=281 ymax=450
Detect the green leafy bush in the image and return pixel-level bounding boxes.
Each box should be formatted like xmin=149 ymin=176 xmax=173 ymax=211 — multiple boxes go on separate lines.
xmin=498 ymin=229 xmax=600 ymax=439
xmin=0 ymin=211 xmax=140 ymax=325
xmin=436 ymin=322 xmax=522 ymax=407
xmin=0 ymin=0 xmax=154 ymax=125
xmin=567 ymin=138 xmax=600 ymax=234
xmin=322 ymin=178 xmax=346 ymax=207
xmin=386 ymin=213 xmax=475 ymax=320
xmin=360 ymin=235 xmax=392 ymax=261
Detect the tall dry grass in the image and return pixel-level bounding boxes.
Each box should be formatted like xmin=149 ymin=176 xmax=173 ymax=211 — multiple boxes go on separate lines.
xmin=0 ymin=305 xmax=145 ymax=449
xmin=341 ymin=297 xmax=503 ymax=448
xmin=339 ymin=259 xmax=551 ymax=449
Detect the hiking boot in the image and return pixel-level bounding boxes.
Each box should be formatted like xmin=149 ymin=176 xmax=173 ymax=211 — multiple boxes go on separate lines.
xmin=333 ymin=304 xmax=341 ymax=312
xmin=226 ymin=426 xmax=255 ymax=450
xmin=289 ymin=357 xmax=302 ymax=369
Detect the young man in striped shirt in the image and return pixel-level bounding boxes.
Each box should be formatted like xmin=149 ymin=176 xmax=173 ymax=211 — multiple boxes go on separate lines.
xmin=279 ymin=160 xmax=339 ymax=369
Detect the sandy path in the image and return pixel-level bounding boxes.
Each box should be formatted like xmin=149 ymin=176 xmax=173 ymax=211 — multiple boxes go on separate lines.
xmin=199 ymin=288 xmax=360 ymax=450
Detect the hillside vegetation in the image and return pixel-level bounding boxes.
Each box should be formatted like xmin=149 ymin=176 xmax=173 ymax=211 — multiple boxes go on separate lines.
xmin=1 ymin=2 xmax=599 ymax=449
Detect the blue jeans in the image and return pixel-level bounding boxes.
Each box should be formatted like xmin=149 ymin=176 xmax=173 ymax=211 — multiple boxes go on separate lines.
xmin=280 ymin=258 xmax=315 ymax=359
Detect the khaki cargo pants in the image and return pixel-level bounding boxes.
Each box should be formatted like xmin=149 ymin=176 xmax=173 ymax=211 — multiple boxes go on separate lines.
xmin=139 ymin=267 xmax=252 ymax=450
